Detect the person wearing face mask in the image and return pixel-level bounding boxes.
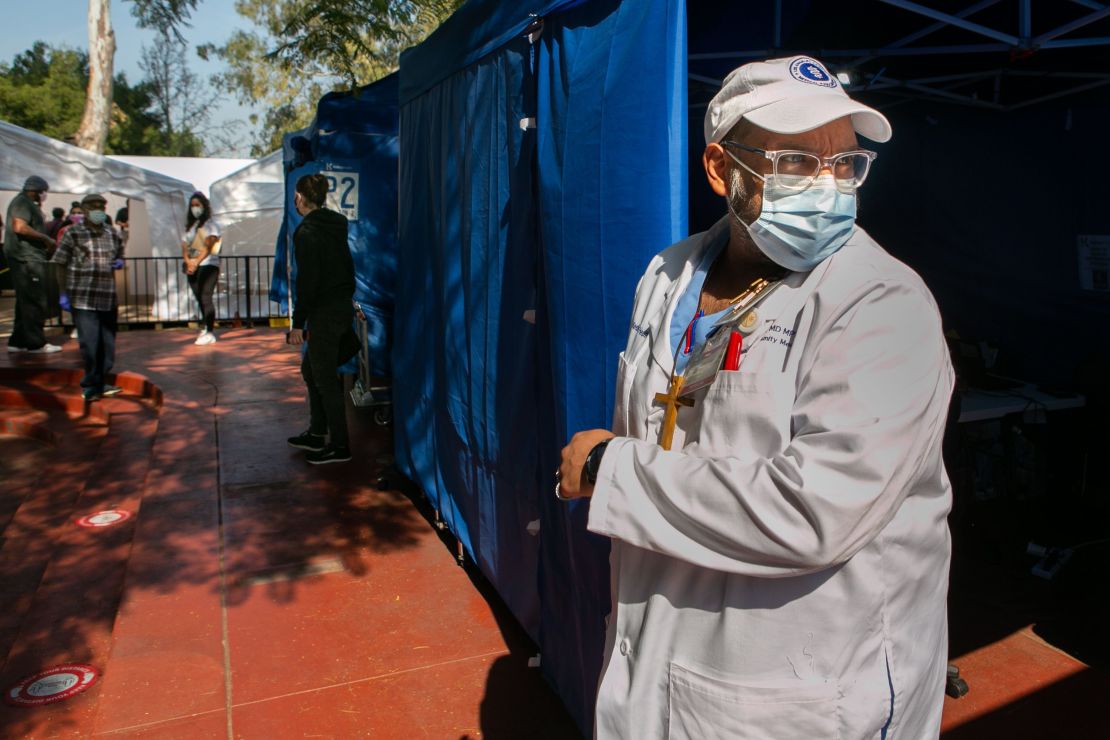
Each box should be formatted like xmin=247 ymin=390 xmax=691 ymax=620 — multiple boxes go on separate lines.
xmin=557 ymin=57 xmax=954 ymax=739
xmin=5 ymin=175 xmax=63 ymax=353
xmin=181 ymin=191 xmax=222 ymax=345
xmin=55 ymin=208 xmax=85 ymax=251
xmin=285 ymin=173 xmax=358 ymax=465
xmin=51 ymin=193 xmax=125 ymax=401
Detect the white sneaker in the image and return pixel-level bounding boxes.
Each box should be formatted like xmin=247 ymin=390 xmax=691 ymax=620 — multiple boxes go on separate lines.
xmin=195 ymin=331 xmax=216 ymax=346
xmin=28 ymin=343 xmax=63 ymax=354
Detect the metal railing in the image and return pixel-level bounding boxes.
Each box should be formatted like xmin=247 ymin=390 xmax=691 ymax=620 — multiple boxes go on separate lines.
xmin=56 ymin=255 xmax=285 ymax=327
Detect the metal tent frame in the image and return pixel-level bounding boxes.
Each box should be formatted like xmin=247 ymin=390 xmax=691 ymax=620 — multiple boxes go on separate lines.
xmin=688 ymin=0 xmax=1110 ymax=111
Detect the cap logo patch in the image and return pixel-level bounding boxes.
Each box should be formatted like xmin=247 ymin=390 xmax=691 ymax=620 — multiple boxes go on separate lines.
xmin=790 ymin=58 xmax=837 ymax=88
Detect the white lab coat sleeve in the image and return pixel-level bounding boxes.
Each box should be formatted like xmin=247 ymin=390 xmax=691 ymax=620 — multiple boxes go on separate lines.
xmin=588 ymin=279 xmax=954 ymax=577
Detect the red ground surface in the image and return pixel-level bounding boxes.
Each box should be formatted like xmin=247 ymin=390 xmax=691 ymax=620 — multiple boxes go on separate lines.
xmin=0 ymin=328 xmax=578 ymax=739
xmin=1 ymin=326 xmax=1107 ymax=739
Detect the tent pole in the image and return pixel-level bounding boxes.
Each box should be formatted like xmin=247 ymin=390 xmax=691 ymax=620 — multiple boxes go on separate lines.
xmin=876 ymin=0 xmax=1019 ymax=45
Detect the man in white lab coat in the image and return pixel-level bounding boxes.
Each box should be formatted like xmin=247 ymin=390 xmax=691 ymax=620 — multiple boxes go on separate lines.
xmin=557 ymin=56 xmax=954 ymax=739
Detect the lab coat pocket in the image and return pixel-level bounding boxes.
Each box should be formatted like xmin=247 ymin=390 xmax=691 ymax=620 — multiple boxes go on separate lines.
xmin=667 ymin=662 xmax=840 ymax=740
xmin=697 ymin=370 xmax=787 ymax=457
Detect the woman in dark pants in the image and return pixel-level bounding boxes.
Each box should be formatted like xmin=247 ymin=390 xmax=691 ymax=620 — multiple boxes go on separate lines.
xmin=181 ymin=192 xmax=221 ymax=345
xmin=285 ymin=173 xmax=357 ymax=465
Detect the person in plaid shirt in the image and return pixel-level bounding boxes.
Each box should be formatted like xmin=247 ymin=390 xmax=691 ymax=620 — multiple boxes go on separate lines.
xmin=51 ymin=193 xmax=125 ymax=401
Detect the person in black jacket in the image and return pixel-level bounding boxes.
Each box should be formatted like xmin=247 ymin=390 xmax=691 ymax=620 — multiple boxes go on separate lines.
xmin=285 ymin=173 xmax=357 ymax=464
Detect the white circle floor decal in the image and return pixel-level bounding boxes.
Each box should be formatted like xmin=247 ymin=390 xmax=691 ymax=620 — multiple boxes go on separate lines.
xmin=6 ymin=664 xmax=100 ymax=706
xmin=75 ymin=510 xmax=133 ymax=528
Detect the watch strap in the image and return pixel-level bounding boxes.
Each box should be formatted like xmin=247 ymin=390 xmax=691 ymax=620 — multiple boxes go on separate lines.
xmin=585 ymin=440 xmax=611 ymax=484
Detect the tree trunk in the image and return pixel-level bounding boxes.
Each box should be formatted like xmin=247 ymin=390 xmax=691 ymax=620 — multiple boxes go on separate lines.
xmin=74 ymin=0 xmax=116 ymax=153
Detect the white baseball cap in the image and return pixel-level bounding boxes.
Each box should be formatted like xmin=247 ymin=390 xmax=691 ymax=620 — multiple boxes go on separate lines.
xmin=704 ymin=56 xmax=892 ymax=145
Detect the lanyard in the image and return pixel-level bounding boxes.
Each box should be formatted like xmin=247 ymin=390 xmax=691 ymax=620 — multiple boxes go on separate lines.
xmin=653 ymin=277 xmax=782 ymax=450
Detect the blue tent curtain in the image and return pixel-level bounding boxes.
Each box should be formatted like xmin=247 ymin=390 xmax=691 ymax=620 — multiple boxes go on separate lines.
xmin=270 ymin=127 xmax=311 ymax=316
xmin=533 ymin=1 xmax=687 ymax=729
xmin=395 ymin=28 xmax=544 ymax=642
xmin=394 ymin=0 xmax=687 ymax=733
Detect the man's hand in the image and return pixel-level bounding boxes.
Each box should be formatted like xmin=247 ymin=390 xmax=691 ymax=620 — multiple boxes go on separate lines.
xmin=112 ymin=258 xmax=125 ymax=270
xmin=557 ymin=429 xmax=615 ymax=499
xmin=287 ymin=328 xmax=305 ymax=346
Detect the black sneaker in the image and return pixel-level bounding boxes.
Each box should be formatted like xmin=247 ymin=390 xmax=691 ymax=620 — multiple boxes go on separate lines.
xmin=82 ymin=388 xmax=101 ymax=402
xmin=306 ymin=444 xmax=352 ymax=465
xmin=288 ymin=430 xmax=327 ymax=451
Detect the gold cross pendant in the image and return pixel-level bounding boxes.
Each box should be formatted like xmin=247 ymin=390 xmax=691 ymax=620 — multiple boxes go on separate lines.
xmin=653 ymin=375 xmax=694 ymax=451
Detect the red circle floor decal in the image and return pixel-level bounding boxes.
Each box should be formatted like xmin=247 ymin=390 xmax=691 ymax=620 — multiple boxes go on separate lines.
xmin=75 ymin=509 xmax=132 ymax=528
xmin=6 ymin=664 xmax=100 ymax=707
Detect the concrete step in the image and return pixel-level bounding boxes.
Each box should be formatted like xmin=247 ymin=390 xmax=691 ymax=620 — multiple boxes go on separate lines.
xmin=0 ymin=367 xmax=163 ymax=411
xmin=0 ymin=375 xmax=163 ymax=736
xmin=0 ymin=407 xmax=57 ymax=445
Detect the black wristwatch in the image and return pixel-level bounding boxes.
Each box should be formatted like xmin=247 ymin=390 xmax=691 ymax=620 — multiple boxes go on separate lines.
xmin=584 ymin=440 xmax=611 ymax=484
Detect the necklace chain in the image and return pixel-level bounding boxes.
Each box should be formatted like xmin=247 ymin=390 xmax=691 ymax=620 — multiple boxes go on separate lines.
xmin=704 ymin=252 xmax=775 ymax=310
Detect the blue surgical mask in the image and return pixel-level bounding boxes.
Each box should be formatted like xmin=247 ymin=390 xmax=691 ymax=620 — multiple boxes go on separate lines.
xmin=728 ymin=152 xmax=857 ymax=272
xmin=88 ymin=210 xmax=108 ymax=225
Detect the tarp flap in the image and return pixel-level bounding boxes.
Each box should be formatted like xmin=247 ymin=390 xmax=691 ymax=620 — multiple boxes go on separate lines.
xmin=394 ymin=0 xmax=688 ymax=734
xmin=395 ymin=31 xmax=544 ymax=645
xmin=534 ymin=0 xmax=687 ymax=730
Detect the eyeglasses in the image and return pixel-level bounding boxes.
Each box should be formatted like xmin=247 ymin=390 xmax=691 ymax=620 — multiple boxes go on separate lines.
xmin=722 ymin=141 xmax=877 ymax=192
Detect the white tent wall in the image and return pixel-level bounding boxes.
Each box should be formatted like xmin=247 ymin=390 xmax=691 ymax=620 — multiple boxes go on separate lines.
xmin=208 ymin=151 xmax=284 ymax=256
xmin=107 ymin=156 xmax=251 ymax=199
xmin=0 ymin=120 xmax=198 ymax=319
xmin=0 ymin=121 xmax=192 ymax=256
xmin=0 ymin=191 xmax=153 ymax=255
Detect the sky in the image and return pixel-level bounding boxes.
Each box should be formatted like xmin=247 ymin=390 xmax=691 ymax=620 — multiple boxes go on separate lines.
xmin=0 ymin=0 xmax=261 ymax=156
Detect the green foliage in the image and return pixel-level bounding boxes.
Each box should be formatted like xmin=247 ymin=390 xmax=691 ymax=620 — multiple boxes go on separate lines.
xmin=268 ymin=0 xmax=461 ymax=86
xmin=128 ymin=0 xmax=202 ymax=41
xmin=0 ymin=43 xmax=88 ymax=142
xmin=205 ymin=0 xmax=462 ymax=156
xmin=0 ymin=42 xmax=204 ymax=156
xmin=253 ymin=103 xmax=307 ymax=155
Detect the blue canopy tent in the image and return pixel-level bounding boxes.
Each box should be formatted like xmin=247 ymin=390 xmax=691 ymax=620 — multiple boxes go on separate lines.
xmin=271 ymin=74 xmax=400 ymax=376
xmin=394 ymin=1 xmax=1110 ymax=734
xmin=396 ymin=1 xmax=686 ymax=732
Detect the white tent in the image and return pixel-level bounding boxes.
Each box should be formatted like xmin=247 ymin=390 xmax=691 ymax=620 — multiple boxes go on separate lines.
xmin=208 ymin=151 xmax=284 ymax=256
xmin=0 ymin=120 xmax=194 ymax=258
xmin=107 ymin=155 xmax=252 ymax=200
